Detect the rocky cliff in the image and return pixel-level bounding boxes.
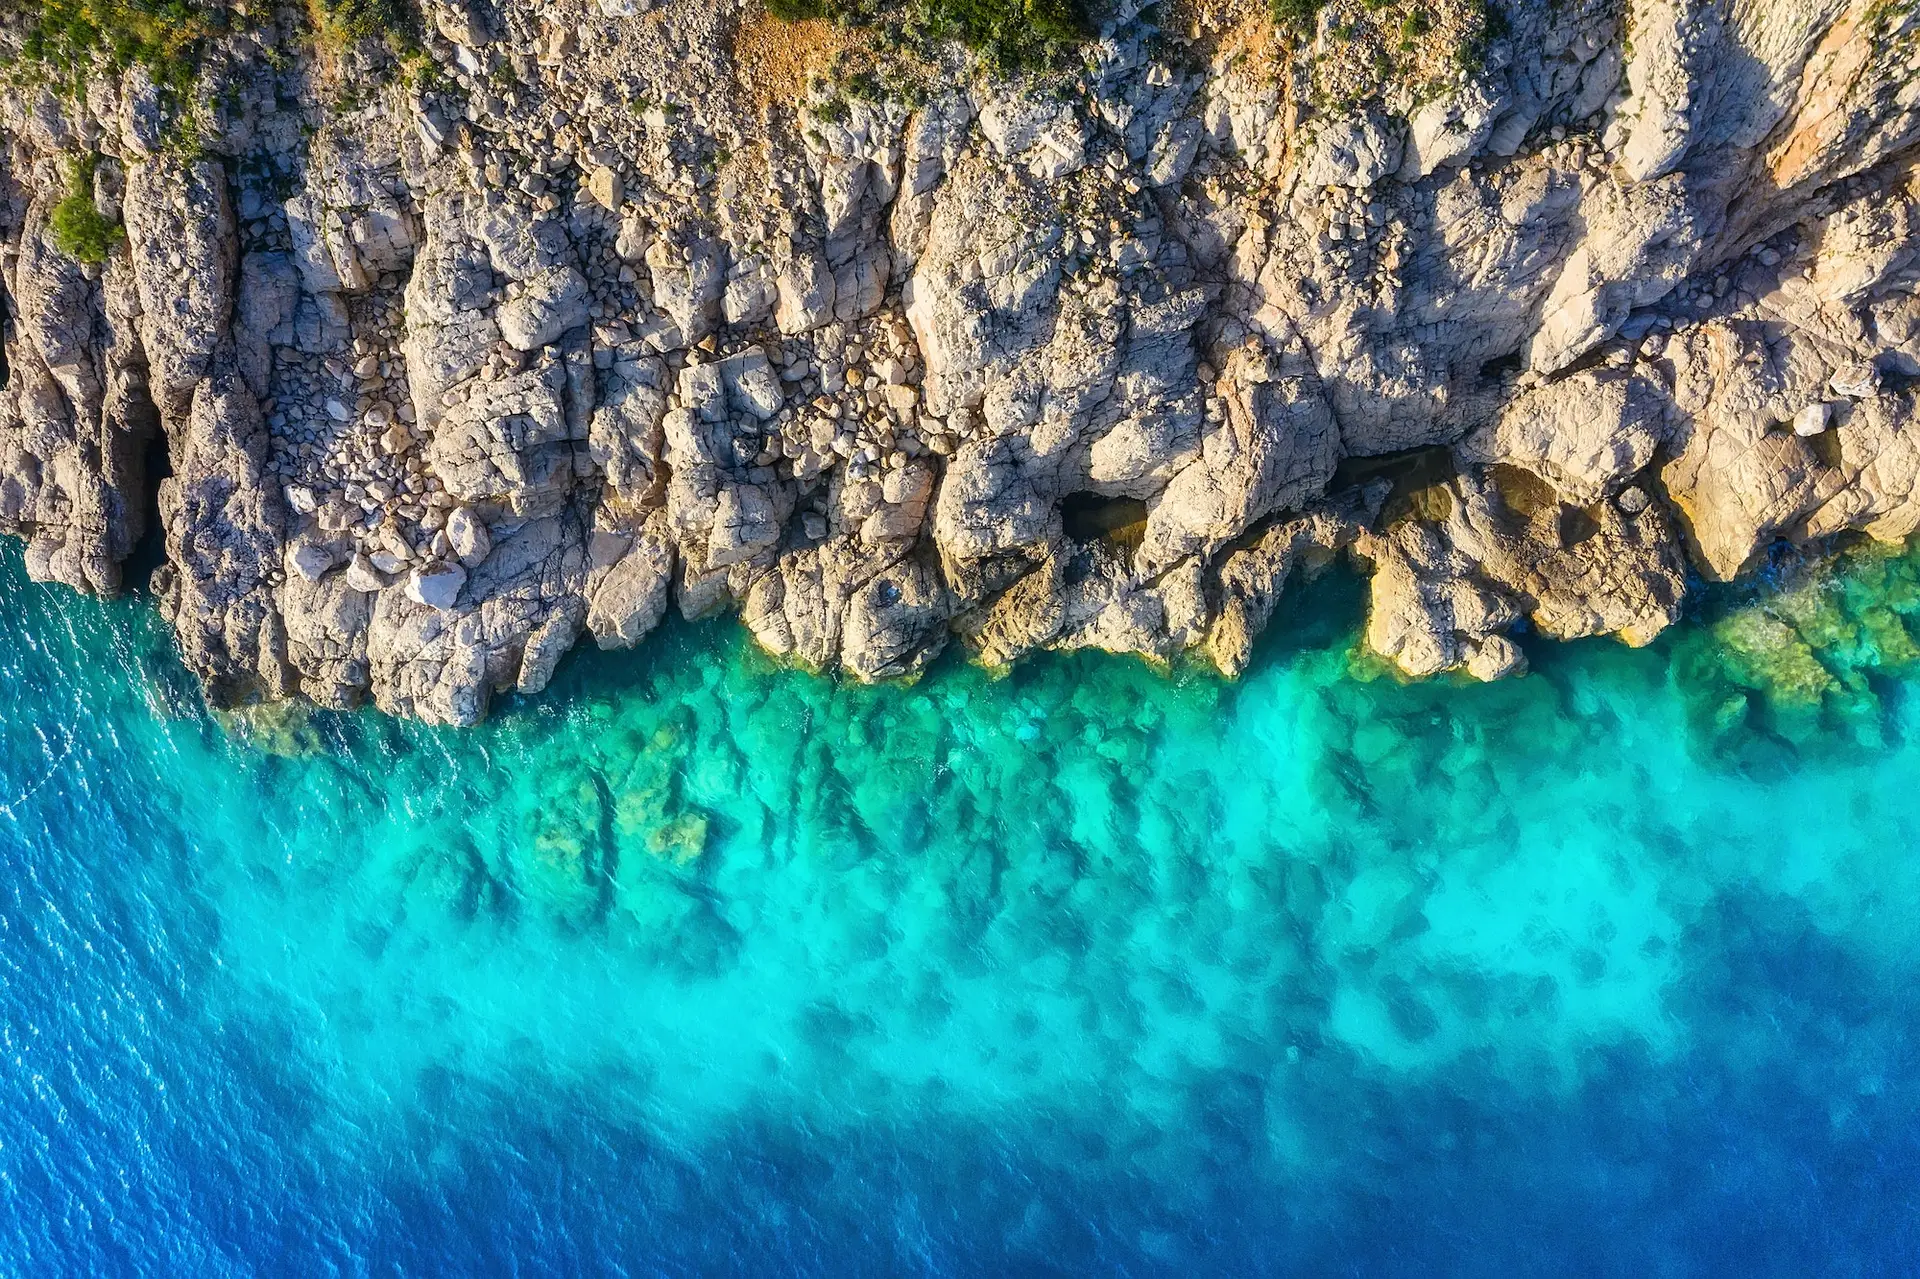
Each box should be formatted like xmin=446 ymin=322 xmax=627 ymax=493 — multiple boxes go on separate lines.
xmin=1 ymin=0 xmax=1917 ymax=723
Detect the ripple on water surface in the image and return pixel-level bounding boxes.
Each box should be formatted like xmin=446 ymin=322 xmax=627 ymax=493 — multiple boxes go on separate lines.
xmin=5 ymin=538 xmax=1920 ymax=1274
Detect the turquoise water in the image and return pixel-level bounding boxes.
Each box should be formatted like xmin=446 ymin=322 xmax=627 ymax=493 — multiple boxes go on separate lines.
xmin=6 ymin=533 xmax=1920 ymax=1274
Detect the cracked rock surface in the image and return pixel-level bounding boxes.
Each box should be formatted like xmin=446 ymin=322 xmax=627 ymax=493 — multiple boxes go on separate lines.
xmin=3 ymin=0 xmax=1919 ymax=723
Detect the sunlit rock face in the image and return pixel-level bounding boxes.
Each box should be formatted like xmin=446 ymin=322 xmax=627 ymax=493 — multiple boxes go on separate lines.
xmin=3 ymin=0 xmax=1918 ymax=720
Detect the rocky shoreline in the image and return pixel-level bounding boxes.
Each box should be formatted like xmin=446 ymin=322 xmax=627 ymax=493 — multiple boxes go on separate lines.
xmin=1 ymin=0 xmax=1917 ymax=724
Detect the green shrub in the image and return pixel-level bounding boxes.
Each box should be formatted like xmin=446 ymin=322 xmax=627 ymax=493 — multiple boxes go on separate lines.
xmin=1269 ymin=0 xmax=1322 ymax=30
xmin=4 ymin=0 xmax=224 ymax=94
xmin=765 ymin=0 xmax=1089 ymax=71
xmin=309 ymin=0 xmax=418 ymax=50
xmin=1016 ymin=0 xmax=1084 ymax=44
xmin=49 ymin=154 xmax=123 ymax=265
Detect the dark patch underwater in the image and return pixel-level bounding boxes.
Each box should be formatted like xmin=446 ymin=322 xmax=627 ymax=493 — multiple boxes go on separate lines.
xmin=7 ymin=535 xmax=1920 ymax=1275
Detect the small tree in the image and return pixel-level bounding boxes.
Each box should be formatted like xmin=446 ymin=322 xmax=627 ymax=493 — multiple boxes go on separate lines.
xmin=50 ymin=154 xmax=123 ymax=265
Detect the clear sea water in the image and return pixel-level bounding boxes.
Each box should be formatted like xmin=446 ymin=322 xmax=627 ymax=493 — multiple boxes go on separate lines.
xmin=6 ymin=531 xmax=1920 ymax=1276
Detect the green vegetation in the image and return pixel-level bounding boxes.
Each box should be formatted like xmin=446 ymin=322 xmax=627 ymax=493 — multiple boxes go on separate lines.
xmin=1296 ymin=0 xmax=1509 ymax=114
xmin=307 ymin=0 xmax=417 ymax=52
xmin=3 ymin=0 xmax=225 ymax=94
xmin=766 ymin=0 xmax=1089 ymax=72
xmin=764 ymin=0 xmax=1507 ymax=82
xmin=401 ymin=45 xmax=447 ymax=92
xmin=1861 ymin=0 xmax=1918 ymax=69
xmin=49 ymin=153 xmax=123 ymax=265
xmin=3 ymin=0 xmax=419 ymax=98
xmin=1270 ymin=0 xmax=1323 ymax=31
xmin=1272 ymin=0 xmax=1507 ymax=77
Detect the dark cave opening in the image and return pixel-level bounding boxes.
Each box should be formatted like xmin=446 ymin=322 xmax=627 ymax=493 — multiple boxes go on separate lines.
xmin=1333 ymin=445 xmax=1459 ymax=526
xmin=1490 ymin=462 xmax=1560 ymax=520
xmin=1558 ymin=504 xmax=1602 ymax=548
xmin=1061 ymin=491 xmax=1149 ymax=549
xmin=0 ymin=280 xmax=12 ymax=393
xmin=124 ymin=427 xmax=173 ymax=594
xmin=1479 ymin=351 xmax=1524 ymax=384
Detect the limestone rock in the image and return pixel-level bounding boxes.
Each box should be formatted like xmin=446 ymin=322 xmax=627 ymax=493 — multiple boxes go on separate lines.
xmin=1140 ymin=341 xmax=1340 ymax=573
xmin=152 ymin=378 xmax=291 ymax=705
xmin=288 ymin=540 xmax=337 ymax=583
xmin=1456 ymin=368 xmax=1669 ymax=506
xmin=446 ymin=507 xmax=492 ymax=568
xmin=407 ymin=564 xmax=468 ymax=611
xmin=589 ymin=519 xmax=676 ymax=648
xmin=1296 ymin=113 xmax=1404 ymax=189
xmin=1660 ymin=320 xmax=1833 ymax=580
xmin=498 ymin=267 xmax=591 ymax=351
xmin=344 ymin=554 xmax=385 ymax=594
xmin=0 ymin=0 xmax=1916 ymax=723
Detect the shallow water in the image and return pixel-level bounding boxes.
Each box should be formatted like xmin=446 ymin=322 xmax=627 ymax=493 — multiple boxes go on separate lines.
xmin=5 ymin=534 xmax=1920 ymax=1275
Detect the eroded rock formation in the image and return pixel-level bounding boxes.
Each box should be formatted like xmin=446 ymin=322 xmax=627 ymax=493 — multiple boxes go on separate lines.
xmin=2 ymin=0 xmax=1918 ymax=722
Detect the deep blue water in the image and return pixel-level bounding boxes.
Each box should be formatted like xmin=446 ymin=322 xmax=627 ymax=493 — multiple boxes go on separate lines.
xmin=6 ymin=533 xmax=1920 ymax=1276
